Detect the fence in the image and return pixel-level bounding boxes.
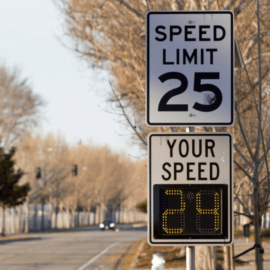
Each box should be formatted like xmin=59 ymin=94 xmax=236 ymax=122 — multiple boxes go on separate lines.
xmin=0 ymin=204 xmax=147 ymax=235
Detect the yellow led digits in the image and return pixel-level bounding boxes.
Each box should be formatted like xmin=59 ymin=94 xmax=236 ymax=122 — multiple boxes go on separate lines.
xmin=157 ymin=185 xmax=227 ymax=243
xmin=196 ymin=191 xmax=220 ymax=233
xmin=162 ymin=190 xmax=185 ymax=234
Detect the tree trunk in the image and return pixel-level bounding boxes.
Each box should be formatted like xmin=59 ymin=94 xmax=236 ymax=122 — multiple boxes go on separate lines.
xmin=230 ymin=244 xmax=235 ymax=270
xmin=72 ymin=208 xmax=76 ymax=228
xmin=254 ymin=188 xmax=263 ymax=270
xmin=239 ymin=203 xmax=243 ymax=230
xmin=33 ymin=204 xmax=37 ymax=231
xmin=66 ymin=203 xmax=70 ymax=229
xmin=207 ymin=247 xmax=212 ymax=270
xmin=210 ymin=247 xmax=217 ymax=270
xmin=224 ymin=246 xmax=230 ymax=270
xmin=54 ymin=202 xmax=58 ymax=229
xmin=11 ymin=207 xmax=15 ymax=234
xmin=48 ymin=203 xmax=53 ymax=229
xmin=195 ymin=246 xmax=216 ymax=270
xmin=17 ymin=205 xmax=22 ymax=234
xmin=41 ymin=198 xmax=45 ymax=231
xmin=60 ymin=204 xmax=65 ymax=229
xmin=24 ymin=200 xmax=29 ymax=233
xmin=121 ymin=206 xmax=124 ymax=223
xmin=95 ymin=205 xmax=99 ymax=225
xmin=83 ymin=208 xmax=86 ymax=226
xmin=2 ymin=206 xmax=5 ymax=236
xmin=100 ymin=203 xmax=105 ymax=223
xmin=87 ymin=206 xmax=91 ymax=225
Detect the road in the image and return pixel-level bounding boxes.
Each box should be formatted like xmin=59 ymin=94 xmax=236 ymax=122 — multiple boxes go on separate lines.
xmin=0 ymin=225 xmax=147 ymax=270
xmin=4 ymin=226 xmax=269 ymax=270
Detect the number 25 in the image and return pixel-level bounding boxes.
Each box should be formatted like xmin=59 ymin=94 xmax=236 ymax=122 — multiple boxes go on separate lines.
xmin=158 ymin=72 xmax=222 ymax=112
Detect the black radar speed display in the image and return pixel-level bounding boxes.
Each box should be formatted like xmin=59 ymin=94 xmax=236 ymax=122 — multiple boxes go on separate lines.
xmin=154 ymin=184 xmax=227 ymax=238
xmin=148 ymin=133 xmax=233 ymax=245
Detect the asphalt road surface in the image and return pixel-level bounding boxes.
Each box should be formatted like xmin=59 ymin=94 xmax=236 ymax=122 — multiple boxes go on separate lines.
xmin=0 ymin=225 xmax=147 ymax=270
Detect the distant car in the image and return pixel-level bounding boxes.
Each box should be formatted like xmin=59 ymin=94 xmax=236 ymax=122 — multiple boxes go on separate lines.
xmin=99 ymin=220 xmax=115 ymax=231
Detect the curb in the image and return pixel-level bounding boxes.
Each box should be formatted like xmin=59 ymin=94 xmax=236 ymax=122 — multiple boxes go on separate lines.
xmin=0 ymin=234 xmax=42 ymax=243
xmin=0 ymin=223 xmax=147 ymax=243
xmin=129 ymin=241 xmax=146 ymax=270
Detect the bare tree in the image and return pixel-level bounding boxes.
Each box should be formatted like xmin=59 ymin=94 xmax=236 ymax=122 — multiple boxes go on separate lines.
xmin=58 ymin=0 xmax=270 ymax=269
xmin=15 ymin=132 xmax=147 ymax=229
xmin=0 ymin=65 xmax=44 ymax=149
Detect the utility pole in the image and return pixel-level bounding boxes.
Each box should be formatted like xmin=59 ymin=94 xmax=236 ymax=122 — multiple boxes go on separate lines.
xmin=41 ymin=197 xmax=45 ymax=231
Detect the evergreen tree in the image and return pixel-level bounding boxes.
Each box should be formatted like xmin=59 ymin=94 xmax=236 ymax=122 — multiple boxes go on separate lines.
xmin=136 ymin=200 xmax=147 ymax=213
xmin=0 ymin=147 xmax=30 ymax=236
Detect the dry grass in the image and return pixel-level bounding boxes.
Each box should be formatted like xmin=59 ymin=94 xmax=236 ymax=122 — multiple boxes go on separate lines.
xmin=135 ymin=243 xmax=186 ymax=269
xmin=134 ymin=242 xmax=250 ymax=269
xmin=111 ymin=241 xmax=142 ymax=270
xmin=216 ymin=246 xmax=250 ymax=267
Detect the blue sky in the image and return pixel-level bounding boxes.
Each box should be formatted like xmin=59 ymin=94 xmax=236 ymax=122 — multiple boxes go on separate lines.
xmin=0 ymin=0 xmax=142 ymax=157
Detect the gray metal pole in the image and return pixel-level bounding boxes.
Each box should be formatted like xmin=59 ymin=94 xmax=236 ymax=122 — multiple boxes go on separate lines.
xmin=186 ymin=246 xmax=195 ymax=270
xmin=186 ymin=125 xmax=195 ymax=270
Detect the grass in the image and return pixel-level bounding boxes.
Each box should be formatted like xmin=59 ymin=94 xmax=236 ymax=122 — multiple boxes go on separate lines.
xmin=110 ymin=241 xmax=142 ymax=270
xmin=122 ymin=241 xmax=142 ymax=270
xmin=135 ymin=243 xmax=186 ymax=269
xmin=123 ymin=228 xmax=270 ymax=269
xmin=134 ymin=241 xmax=250 ymax=269
xmin=216 ymin=246 xmax=250 ymax=267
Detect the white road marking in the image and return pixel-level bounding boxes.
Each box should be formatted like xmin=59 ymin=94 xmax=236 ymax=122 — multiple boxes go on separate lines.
xmin=77 ymin=242 xmax=120 ymax=270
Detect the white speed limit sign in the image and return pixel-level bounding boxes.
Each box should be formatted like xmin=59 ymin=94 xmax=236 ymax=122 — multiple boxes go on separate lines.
xmin=146 ymin=11 xmax=234 ymax=126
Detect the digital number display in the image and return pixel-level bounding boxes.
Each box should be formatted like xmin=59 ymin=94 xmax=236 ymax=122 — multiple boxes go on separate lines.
xmin=153 ymin=184 xmax=228 ymax=240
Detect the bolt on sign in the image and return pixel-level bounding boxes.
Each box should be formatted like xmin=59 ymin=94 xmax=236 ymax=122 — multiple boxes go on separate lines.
xmin=146 ymin=11 xmax=234 ymax=126
xmin=148 ymin=133 xmax=233 ymax=245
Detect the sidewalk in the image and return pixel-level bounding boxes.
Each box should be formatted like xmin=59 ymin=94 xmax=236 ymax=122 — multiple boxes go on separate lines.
xmin=233 ymin=239 xmax=270 ymax=270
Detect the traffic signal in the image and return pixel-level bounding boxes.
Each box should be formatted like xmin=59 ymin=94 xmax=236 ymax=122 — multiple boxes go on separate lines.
xmin=36 ymin=167 xmax=41 ymax=179
xmin=72 ymin=164 xmax=78 ymax=176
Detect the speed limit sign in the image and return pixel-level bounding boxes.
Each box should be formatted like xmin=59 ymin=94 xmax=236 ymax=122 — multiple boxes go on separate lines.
xmin=146 ymin=11 xmax=234 ymax=126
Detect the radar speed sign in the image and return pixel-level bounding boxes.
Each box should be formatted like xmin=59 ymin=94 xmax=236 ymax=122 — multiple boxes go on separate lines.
xmin=148 ymin=133 xmax=233 ymax=246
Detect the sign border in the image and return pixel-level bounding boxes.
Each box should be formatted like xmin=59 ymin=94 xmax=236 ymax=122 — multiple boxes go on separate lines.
xmin=146 ymin=11 xmax=234 ymax=126
xmin=148 ymin=133 xmax=233 ymax=245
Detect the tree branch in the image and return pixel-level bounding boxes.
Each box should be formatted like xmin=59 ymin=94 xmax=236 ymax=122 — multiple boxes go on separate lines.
xmin=110 ymin=81 xmax=147 ymax=146
xmin=234 ymin=160 xmax=253 ymax=182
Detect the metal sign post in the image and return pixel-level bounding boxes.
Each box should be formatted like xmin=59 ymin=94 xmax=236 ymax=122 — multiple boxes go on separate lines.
xmin=186 ymin=128 xmax=195 ymax=270
xmin=186 ymin=246 xmax=195 ymax=270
